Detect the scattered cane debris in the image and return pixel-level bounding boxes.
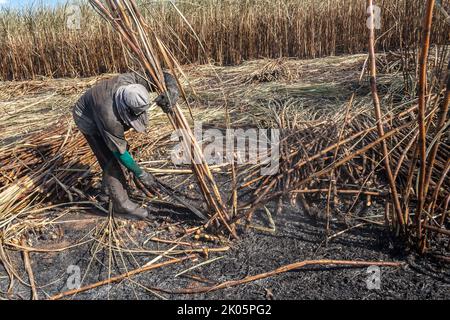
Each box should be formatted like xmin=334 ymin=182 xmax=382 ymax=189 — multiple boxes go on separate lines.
xmin=0 ymin=0 xmax=448 ymax=300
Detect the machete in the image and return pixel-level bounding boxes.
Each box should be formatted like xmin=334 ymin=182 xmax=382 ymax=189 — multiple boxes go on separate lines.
xmin=153 ymin=178 xmax=208 ymax=221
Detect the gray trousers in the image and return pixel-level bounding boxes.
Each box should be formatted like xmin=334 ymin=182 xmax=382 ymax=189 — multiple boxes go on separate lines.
xmin=82 ymin=133 xmax=140 ymax=214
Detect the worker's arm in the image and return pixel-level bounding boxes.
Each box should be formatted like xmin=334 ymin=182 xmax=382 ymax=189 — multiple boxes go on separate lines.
xmin=113 ymin=151 xmax=157 ymax=189
xmin=113 ymin=150 xmax=143 ymax=176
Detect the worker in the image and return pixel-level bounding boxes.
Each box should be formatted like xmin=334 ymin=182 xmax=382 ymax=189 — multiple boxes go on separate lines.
xmin=72 ymin=71 xmax=179 ymax=219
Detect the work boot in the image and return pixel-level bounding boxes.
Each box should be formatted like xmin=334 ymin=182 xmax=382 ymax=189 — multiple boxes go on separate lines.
xmin=108 ymin=182 xmax=149 ymax=220
xmin=98 ymin=192 xmax=110 ymax=203
xmin=104 ymin=161 xmax=149 ymax=220
xmin=114 ymin=198 xmax=149 ymax=220
xmin=97 ymin=174 xmax=110 ymax=203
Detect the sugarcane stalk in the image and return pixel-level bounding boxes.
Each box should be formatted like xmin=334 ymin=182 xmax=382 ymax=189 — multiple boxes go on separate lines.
xmin=416 ymin=0 xmax=435 ymax=241
xmin=424 ymin=60 xmax=449 ymax=198
xmin=367 ymin=0 xmax=404 ymax=228
xmin=244 ymin=120 xmax=413 ymax=220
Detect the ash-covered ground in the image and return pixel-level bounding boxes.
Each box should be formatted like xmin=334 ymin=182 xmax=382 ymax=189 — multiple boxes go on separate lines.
xmin=1 ymin=201 xmax=449 ymax=300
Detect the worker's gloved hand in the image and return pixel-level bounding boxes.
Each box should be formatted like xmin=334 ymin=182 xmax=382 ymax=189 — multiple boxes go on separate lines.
xmin=138 ymin=171 xmax=158 ymax=191
xmin=155 ymin=91 xmax=178 ymax=114
xmin=155 ymin=72 xmax=179 ymax=114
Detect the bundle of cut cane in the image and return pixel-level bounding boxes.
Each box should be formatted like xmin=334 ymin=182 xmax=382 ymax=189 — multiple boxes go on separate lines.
xmin=88 ymin=0 xmax=236 ymax=237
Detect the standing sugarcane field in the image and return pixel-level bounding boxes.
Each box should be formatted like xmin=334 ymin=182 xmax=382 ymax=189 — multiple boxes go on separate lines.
xmin=0 ymin=0 xmax=449 ymax=304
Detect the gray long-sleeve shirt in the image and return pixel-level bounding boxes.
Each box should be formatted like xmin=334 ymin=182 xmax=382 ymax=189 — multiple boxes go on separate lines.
xmin=73 ymin=73 xmax=155 ymax=154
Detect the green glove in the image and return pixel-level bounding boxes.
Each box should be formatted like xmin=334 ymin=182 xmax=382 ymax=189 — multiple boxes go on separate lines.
xmin=113 ymin=151 xmax=158 ymax=190
xmin=113 ymin=150 xmax=143 ymax=177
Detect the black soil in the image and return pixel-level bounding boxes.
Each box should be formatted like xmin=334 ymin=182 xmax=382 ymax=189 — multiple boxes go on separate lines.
xmin=1 ymin=202 xmax=449 ymax=300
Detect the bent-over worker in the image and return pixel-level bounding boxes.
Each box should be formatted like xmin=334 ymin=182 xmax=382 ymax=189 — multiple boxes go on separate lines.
xmin=72 ymin=72 xmax=179 ymax=219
